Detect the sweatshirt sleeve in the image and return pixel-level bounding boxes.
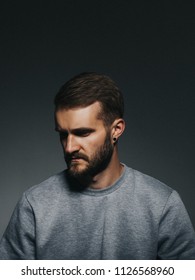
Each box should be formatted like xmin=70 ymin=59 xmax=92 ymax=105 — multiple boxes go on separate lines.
xmin=157 ymin=190 xmax=195 ymax=259
xmin=0 ymin=193 xmax=36 ymax=259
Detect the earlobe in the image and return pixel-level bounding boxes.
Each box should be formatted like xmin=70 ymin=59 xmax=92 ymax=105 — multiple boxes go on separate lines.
xmin=112 ymin=118 xmax=125 ymax=141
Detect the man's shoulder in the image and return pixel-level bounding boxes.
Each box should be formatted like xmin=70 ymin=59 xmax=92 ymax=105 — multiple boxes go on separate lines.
xmin=24 ymin=170 xmax=67 ymax=201
xmin=123 ymin=165 xmax=182 ymax=216
xmin=125 ymin=165 xmax=174 ymax=201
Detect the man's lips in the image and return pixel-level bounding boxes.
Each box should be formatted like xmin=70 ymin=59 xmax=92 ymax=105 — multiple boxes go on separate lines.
xmin=65 ymin=153 xmax=88 ymax=164
xmin=68 ymin=156 xmax=87 ymax=163
xmin=71 ymin=158 xmax=83 ymax=161
xmin=68 ymin=158 xmax=87 ymax=166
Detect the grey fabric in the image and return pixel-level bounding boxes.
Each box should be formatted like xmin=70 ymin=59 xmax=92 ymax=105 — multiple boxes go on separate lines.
xmin=0 ymin=165 xmax=195 ymax=259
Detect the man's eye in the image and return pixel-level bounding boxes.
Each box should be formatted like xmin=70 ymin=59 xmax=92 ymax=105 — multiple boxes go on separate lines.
xmin=77 ymin=131 xmax=90 ymax=137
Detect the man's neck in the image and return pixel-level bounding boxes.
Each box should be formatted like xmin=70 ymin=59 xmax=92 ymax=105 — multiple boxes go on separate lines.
xmin=89 ymin=160 xmax=124 ymax=189
xmin=77 ymin=148 xmax=123 ymax=190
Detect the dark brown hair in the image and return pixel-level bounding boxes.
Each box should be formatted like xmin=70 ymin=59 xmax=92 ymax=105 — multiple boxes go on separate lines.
xmin=54 ymin=72 xmax=124 ymax=126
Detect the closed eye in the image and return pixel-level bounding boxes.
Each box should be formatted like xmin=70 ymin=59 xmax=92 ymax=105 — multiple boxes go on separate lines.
xmin=74 ymin=129 xmax=95 ymax=137
xmin=55 ymin=128 xmax=95 ymax=139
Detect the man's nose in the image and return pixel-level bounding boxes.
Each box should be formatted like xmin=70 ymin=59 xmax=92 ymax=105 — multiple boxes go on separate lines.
xmin=64 ymin=135 xmax=79 ymax=154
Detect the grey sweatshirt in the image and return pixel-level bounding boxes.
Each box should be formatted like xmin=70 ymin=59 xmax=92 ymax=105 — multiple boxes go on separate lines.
xmin=0 ymin=165 xmax=195 ymax=259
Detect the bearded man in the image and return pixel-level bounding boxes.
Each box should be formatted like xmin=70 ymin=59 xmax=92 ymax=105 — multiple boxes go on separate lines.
xmin=0 ymin=72 xmax=195 ymax=259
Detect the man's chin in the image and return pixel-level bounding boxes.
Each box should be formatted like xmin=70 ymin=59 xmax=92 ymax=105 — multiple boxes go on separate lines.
xmin=67 ymin=164 xmax=89 ymax=179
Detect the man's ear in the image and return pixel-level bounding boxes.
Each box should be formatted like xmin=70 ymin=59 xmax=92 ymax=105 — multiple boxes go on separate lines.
xmin=111 ymin=118 xmax=125 ymax=143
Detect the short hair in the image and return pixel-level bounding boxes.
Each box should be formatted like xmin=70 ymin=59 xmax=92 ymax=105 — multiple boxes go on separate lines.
xmin=54 ymin=72 xmax=124 ymax=126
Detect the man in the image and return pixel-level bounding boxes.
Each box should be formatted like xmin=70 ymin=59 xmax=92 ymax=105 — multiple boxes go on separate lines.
xmin=0 ymin=72 xmax=195 ymax=259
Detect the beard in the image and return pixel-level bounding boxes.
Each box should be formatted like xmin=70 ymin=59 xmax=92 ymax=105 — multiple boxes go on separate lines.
xmin=65 ymin=133 xmax=114 ymax=180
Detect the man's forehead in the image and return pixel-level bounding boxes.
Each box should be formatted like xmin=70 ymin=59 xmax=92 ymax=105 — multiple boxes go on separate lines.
xmin=55 ymin=102 xmax=103 ymax=128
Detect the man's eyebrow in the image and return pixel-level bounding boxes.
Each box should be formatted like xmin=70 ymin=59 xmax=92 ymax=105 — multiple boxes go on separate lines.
xmin=72 ymin=128 xmax=95 ymax=133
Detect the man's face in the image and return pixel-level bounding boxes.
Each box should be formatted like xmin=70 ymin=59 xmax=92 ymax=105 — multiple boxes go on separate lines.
xmin=55 ymin=102 xmax=114 ymax=179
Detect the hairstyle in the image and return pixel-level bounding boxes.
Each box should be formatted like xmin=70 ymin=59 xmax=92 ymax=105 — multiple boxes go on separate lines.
xmin=54 ymin=72 xmax=124 ymax=126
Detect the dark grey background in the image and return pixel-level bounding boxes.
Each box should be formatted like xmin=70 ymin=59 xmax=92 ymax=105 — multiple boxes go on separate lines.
xmin=0 ymin=0 xmax=195 ymax=238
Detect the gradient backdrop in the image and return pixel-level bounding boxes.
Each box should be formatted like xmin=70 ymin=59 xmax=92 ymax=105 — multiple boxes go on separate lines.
xmin=0 ymin=1 xmax=195 ymax=238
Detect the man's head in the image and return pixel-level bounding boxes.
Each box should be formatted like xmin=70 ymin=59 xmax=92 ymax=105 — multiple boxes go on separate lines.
xmin=54 ymin=72 xmax=124 ymax=127
xmin=54 ymin=72 xmax=125 ymax=180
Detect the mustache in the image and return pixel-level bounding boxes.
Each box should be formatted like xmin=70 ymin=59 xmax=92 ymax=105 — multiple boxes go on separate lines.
xmin=65 ymin=152 xmax=89 ymax=162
